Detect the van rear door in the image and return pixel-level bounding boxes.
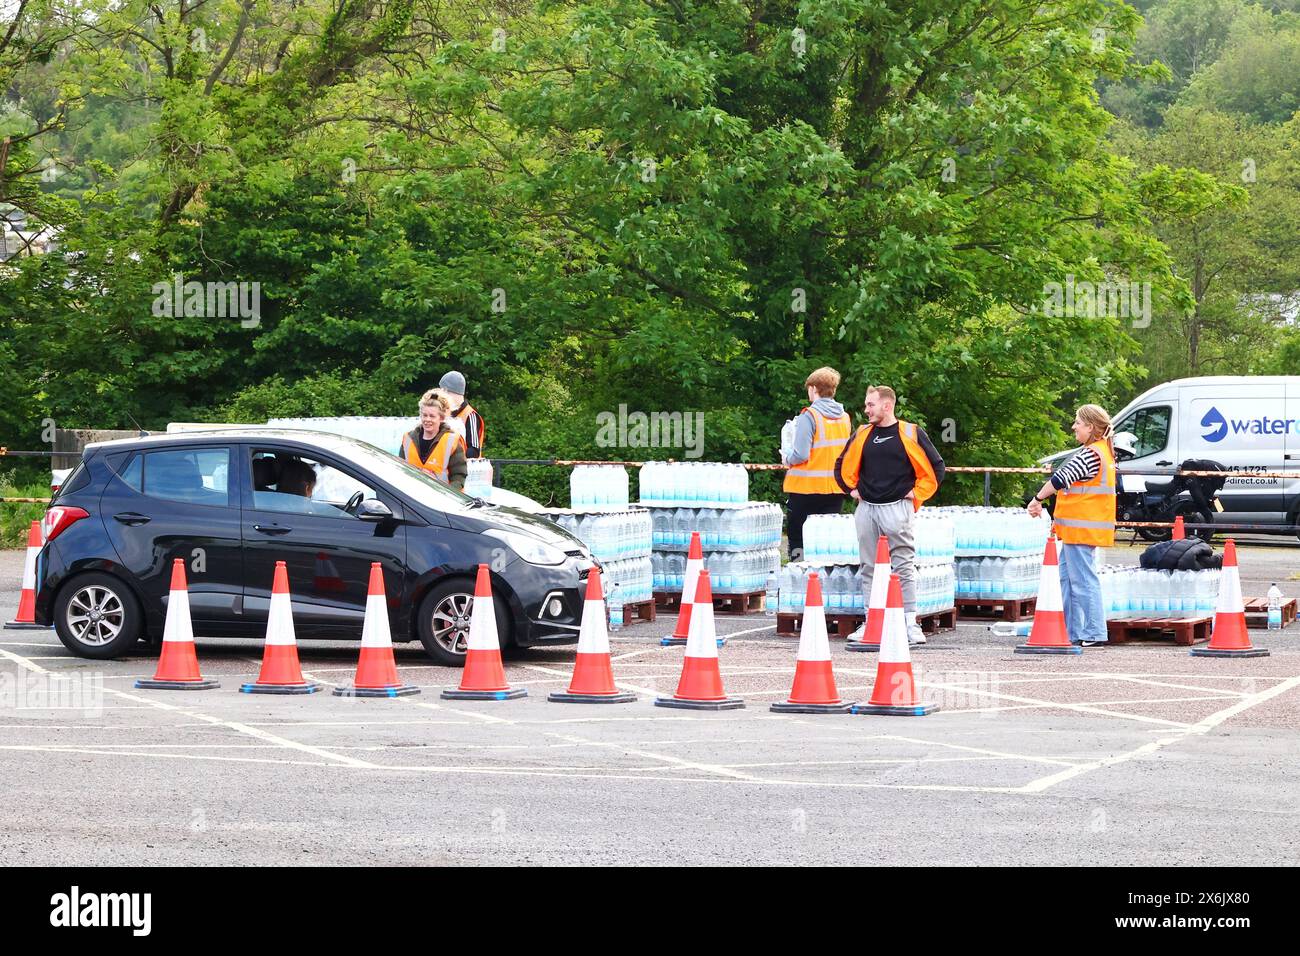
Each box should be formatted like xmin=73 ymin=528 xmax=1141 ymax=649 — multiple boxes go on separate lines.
xmin=1181 ymin=384 xmax=1288 ymax=525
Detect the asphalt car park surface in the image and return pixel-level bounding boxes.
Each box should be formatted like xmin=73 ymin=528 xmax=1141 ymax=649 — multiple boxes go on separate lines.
xmin=2 ymin=540 xmax=1297 ymax=866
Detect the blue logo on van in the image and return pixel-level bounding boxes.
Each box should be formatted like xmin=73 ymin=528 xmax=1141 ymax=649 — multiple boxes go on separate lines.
xmin=1200 ymin=407 xmax=1228 ymax=443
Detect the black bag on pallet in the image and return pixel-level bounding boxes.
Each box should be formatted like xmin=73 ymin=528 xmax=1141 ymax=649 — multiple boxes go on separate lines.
xmin=1139 ymin=538 xmax=1222 ymax=572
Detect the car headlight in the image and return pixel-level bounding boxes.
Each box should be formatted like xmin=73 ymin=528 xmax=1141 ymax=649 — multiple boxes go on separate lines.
xmin=484 ymin=529 xmax=567 ymax=566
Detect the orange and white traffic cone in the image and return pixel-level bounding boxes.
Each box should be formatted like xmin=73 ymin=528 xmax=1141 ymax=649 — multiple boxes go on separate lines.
xmin=312 ymin=551 xmax=346 ymax=594
xmin=549 ymin=568 xmax=636 ymax=704
xmin=5 ymin=520 xmax=50 ymax=630
xmin=241 ymin=561 xmax=321 ymax=695
xmin=772 ymin=571 xmax=850 ymax=714
xmin=655 ymin=570 xmax=744 ymax=711
xmin=333 ymin=563 xmax=420 ymax=697
xmin=1191 ymin=539 xmax=1269 ymax=658
xmin=442 ymin=564 xmax=527 ymax=700
xmin=851 ymin=574 xmax=938 ymax=716
xmin=135 ymin=559 xmax=220 ymax=690
xmin=663 ymin=532 xmax=723 ymax=646
xmin=846 ymin=535 xmax=890 ymax=652
xmin=1014 ymin=536 xmax=1082 ymax=655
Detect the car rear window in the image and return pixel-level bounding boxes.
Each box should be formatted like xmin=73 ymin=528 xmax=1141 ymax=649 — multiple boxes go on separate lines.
xmin=141 ymin=448 xmax=231 ymax=507
xmin=53 ymin=462 xmax=91 ymax=499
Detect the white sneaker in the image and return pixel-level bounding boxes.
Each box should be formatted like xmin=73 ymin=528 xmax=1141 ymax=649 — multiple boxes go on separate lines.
xmin=907 ymin=625 xmax=926 ymax=646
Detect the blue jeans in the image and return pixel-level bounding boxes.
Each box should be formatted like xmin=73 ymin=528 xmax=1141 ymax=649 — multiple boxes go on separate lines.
xmin=1058 ymin=544 xmax=1107 ymax=644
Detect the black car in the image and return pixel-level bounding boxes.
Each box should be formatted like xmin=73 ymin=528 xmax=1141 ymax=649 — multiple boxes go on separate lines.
xmin=33 ymin=429 xmax=594 ymax=665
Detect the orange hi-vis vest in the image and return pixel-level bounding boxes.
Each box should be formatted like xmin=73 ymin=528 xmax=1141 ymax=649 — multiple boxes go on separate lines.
xmin=401 ymin=428 xmax=465 ymax=483
xmin=835 ymin=420 xmax=938 ymax=512
xmin=1053 ymin=439 xmax=1117 ymax=547
xmin=783 ymin=407 xmax=852 ymax=494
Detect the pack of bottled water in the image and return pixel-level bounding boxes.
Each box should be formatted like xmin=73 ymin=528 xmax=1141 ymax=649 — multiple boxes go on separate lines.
xmin=569 ymin=465 xmax=630 ymax=507
xmin=650 ymin=505 xmax=782 ymax=551
xmin=545 ymin=509 xmax=652 ymax=563
xmin=638 ymin=461 xmax=749 ymax=505
xmin=777 ymin=562 xmax=955 ymax=616
xmin=464 ymin=459 xmax=494 ymax=498
xmin=1099 ymin=566 xmax=1219 ymax=620
xmin=652 ymin=548 xmax=780 ymax=594
xmin=955 ymin=555 xmax=1040 ymax=601
xmin=602 ymin=556 xmax=653 ymax=607
xmin=802 ymin=511 xmax=955 ymax=567
xmin=930 ymin=506 xmax=1052 ymax=557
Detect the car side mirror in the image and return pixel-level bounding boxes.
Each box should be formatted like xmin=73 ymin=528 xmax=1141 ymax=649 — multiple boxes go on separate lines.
xmin=356 ymin=498 xmax=394 ymax=522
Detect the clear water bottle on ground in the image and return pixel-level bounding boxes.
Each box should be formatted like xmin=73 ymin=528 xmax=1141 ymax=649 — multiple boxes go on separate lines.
xmin=766 ymin=571 xmax=779 ymax=616
xmin=1268 ymin=583 xmax=1283 ymax=630
xmin=608 ymin=582 xmax=623 ymax=630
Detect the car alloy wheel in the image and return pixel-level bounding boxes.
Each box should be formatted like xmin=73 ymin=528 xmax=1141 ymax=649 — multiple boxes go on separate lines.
xmin=65 ymin=584 xmax=125 ymax=647
xmin=430 ymin=590 xmax=474 ymax=655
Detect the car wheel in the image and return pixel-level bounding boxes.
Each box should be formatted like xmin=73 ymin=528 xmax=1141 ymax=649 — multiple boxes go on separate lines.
xmin=54 ymin=573 xmax=143 ymax=659
xmin=416 ymin=578 xmax=513 ymax=667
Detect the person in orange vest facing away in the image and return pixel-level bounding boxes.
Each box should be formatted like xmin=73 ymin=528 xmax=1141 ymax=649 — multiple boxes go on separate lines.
xmin=401 ymin=390 xmax=468 ymax=490
xmin=438 ymin=370 xmax=486 ymax=459
xmin=835 ymin=385 xmax=945 ymax=645
xmin=782 ymin=367 xmax=851 ymax=562
xmin=1026 ymin=404 xmax=1116 ymax=646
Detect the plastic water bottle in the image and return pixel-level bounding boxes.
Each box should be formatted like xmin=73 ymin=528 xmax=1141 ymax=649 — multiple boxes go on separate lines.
xmin=1268 ymin=583 xmax=1283 ymax=630
xmin=765 ymin=571 xmax=779 ymax=616
xmin=608 ymin=582 xmax=623 ymax=630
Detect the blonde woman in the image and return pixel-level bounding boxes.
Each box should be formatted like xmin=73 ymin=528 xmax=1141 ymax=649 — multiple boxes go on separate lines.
xmin=1026 ymin=404 xmax=1117 ymax=646
xmin=400 ymin=390 xmax=468 ymax=491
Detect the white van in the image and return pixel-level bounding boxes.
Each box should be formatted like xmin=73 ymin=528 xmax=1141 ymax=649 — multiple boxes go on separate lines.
xmin=1041 ymin=376 xmax=1300 ymax=532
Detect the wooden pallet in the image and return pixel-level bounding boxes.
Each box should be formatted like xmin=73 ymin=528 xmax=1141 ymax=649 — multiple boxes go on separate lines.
xmin=616 ymin=599 xmax=656 ymax=626
xmin=654 ymin=590 xmax=683 ymax=613
xmin=655 ymin=588 xmax=767 ymax=616
xmin=956 ymin=595 xmax=1037 ymax=622
xmin=1243 ymin=597 xmax=1296 ymax=629
xmin=775 ymin=607 xmax=956 ymax=638
xmin=775 ymin=611 xmax=863 ymax=639
xmin=919 ymin=607 xmax=958 ymax=634
xmin=713 ymin=589 xmax=766 ymax=615
xmin=1106 ymin=615 xmax=1212 ymax=647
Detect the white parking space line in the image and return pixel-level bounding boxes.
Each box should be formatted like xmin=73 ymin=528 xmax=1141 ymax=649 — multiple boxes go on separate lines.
xmin=1018 ymin=675 xmax=1300 ymax=794
xmin=519 ymin=662 xmax=659 ymax=698
xmin=716 ymin=623 xmax=778 ymax=638
xmin=546 ymin=732 xmax=765 ymax=782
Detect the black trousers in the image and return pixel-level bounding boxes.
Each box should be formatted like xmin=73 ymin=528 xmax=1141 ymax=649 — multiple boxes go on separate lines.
xmin=785 ymin=492 xmax=847 ymax=562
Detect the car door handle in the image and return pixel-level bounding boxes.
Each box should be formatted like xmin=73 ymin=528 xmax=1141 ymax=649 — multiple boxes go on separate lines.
xmin=113 ymin=512 xmax=152 ymax=526
xmin=1155 ymin=460 xmax=1173 ymax=467
xmin=253 ymin=524 xmax=292 ymax=536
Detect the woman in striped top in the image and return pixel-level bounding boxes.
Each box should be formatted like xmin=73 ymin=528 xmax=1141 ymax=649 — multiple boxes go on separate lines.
xmin=1027 ymin=405 xmax=1117 ymax=646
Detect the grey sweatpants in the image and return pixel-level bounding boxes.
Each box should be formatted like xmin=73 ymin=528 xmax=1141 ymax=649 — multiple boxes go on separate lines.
xmin=855 ymin=498 xmax=917 ymax=617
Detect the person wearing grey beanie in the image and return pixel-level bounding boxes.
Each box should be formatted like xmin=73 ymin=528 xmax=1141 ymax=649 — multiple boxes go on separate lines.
xmin=436 ymin=370 xmax=485 ymax=458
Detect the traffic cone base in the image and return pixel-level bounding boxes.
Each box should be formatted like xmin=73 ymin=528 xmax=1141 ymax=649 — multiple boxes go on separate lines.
xmin=336 ymin=684 xmax=421 ymax=698
xmin=548 ymin=690 xmax=637 ymax=704
xmin=661 ymin=635 xmax=725 ymax=647
xmin=1015 ymin=643 xmax=1083 ymax=655
xmin=442 ymin=687 xmax=528 ymax=700
xmin=4 ymin=621 xmax=51 ymax=630
xmin=242 ymin=680 xmax=322 ymax=695
xmin=851 ymin=701 xmax=938 ymax=716
xmin=771 ymin=700 xmax=852 ymax=714
xmin=135 ymin=676 xmax=220 ymax=690
xmin=1190 ymin=646 xmax=1269 ymax=659
xmin=654 ymin=695 xmax=744 ymax=711
xmin=844 ymin=638 xmax=878 ymax=653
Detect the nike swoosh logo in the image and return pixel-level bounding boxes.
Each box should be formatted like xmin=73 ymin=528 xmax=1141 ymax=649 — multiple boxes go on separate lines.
xmin=872 ymin=435 xmax=895 ymax=444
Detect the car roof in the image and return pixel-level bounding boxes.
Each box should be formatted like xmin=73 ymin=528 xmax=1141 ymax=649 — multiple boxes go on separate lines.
xmin=82 ymin=428 xmax=378 ymax=457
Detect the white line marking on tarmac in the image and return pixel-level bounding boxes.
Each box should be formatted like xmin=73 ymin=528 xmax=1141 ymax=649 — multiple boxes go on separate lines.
xmin=717 ymin=623 xmax=778 ymax=639
xmin=1017 ymin=675 xmax=1300 ymax=794
xmin=519 ymin=662 xmax=659 ymax=698
xmin=547 ymin=732 xmax=765 ymax=782
xmin=610 ymin=648 xmax=656 ymax=663
xmin=302 ymin=670 xmax=514 ymax=725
